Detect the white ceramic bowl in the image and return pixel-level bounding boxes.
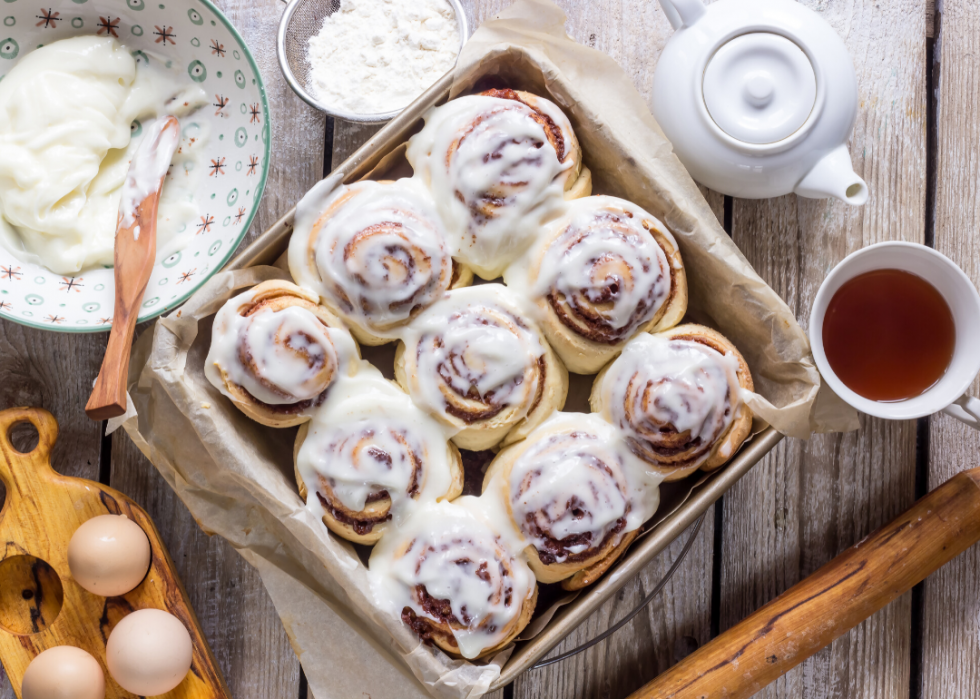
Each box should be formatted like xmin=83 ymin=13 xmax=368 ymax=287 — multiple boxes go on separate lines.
xmin=0 ymin=0 xmax=269 ymax=332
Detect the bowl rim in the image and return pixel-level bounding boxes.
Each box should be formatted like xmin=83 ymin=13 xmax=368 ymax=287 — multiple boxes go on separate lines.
xmin=276 ymin=0 xmax=469 ymax=124
xmin=0 ymin=0 xmax=271 ymax=334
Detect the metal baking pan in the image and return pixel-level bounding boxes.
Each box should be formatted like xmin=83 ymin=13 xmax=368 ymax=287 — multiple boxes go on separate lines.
xmin=225 ymin=70 xmax=785 ymax=689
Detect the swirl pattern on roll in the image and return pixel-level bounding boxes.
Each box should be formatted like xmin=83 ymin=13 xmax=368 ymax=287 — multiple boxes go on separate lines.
xmin=396 ymin=284 xmax=566 ymax=450
xmin=296 ymin=370 xmax=461 ymax=543
xmin=592 ymin=329 xmax=751 ymax=480
xmin=532 ymin=196 xmax=685 ymax=341
xmin=369 ymin=498 xmax=536 ymax=659
xmin=205 ymin=281 xmax=358 ymax=426
xmin=407 ymin=89 xmax=591 ymax=279
xmin=288 ymin=178 xmax=457 ymax=343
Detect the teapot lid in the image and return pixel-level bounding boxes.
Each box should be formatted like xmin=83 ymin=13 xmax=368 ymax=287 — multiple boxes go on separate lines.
xmin=703 ymin=32 xmax=816 ymax=145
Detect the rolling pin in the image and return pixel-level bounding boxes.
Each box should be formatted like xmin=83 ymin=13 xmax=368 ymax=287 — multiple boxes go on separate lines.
xmin=629 ymin=466 xmax=980 ymax=699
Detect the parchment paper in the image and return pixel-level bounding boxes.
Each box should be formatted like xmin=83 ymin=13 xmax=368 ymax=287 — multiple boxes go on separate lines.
xmin=117 ymin=2 xmax=859 ymax=697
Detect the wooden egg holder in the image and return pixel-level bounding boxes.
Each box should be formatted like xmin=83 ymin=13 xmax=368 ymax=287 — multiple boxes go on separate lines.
xmin=0 ymin=407 xmax=230 ymax=698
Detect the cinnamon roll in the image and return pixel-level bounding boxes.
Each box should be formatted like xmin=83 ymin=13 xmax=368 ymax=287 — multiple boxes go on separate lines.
xmin=288 ymin=178 xmax=471 ymax=345
xmin=591 ymin=325 xmax=754 ymax=482
xmin=407 ymin=89 xmax=592 ymax=279
xmin=368 ymin=498 xmax=537 ymax=659
xmin=508 ymin=195 xmax=688 ymax=374
xmin=482 ymin=413 xmax=660 ymax=587
xmin=394 ymin=284 xmax=568 ymax=451
xmin=204 ymin=280 xmax=359 ymax=428
xmin=295 ymin=370 xmax=463 ymax=544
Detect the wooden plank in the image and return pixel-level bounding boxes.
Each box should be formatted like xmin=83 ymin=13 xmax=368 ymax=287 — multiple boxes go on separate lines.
xmin=104 ymin=1 xmax=325 ymax=697
xmin=921 ymin=1 xmax=980 ymax=696
xmin=723 ymin=1 xmax=927 ymax=698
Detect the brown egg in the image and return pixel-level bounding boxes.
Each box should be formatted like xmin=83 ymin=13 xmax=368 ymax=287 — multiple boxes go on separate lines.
xmin=21 ymin=646 xmax=104 ymax=699
xmin=106 ymin=608 xmax=193 ymax=695
xmin=67 ymin=514 xmax=150 ymax=597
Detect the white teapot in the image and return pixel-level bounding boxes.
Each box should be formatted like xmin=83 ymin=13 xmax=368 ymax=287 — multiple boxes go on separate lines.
xmin=652 ymin=0 xmax=868 ymax=205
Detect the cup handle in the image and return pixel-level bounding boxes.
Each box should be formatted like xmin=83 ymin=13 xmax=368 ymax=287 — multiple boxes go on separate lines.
xmin=942 ymin=394 xmax=980 ymax=430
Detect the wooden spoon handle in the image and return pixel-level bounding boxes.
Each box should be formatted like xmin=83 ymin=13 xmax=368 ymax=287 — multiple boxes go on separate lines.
xmin=85 ymin=287 xmax=145 ymax=420
xmin=629 ymin=466 xmax=980 ymax=699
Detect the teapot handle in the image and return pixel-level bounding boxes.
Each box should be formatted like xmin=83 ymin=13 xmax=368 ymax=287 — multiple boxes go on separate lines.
xmin=658 ymin=0 xmax=706 ymax=29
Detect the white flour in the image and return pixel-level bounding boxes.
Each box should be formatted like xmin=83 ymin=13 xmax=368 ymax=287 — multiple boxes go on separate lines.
xmin=306 ymin=0 xmax=460 ymax=115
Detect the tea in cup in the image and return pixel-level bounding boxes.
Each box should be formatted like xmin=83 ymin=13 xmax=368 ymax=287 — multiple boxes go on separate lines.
xmin=810 ymin=242 xmax=980 ymax=428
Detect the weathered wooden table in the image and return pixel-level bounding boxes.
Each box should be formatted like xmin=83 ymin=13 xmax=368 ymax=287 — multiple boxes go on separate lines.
xmin=1 ymin=0 xmax=977 ymax=697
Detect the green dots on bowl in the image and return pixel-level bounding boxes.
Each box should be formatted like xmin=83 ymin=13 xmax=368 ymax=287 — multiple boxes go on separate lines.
xmin=82 ymin=302 xmax=100 ymax=313
xmin=0 ymin=38 xmax=19 ymax=60
xmin=142 ymin=297 xmax=159 ymax=308
xmin=227 ymin=188 xmax=238 ymax=205
xmin=162 ymin=252 xmax=181 ymax=268
xmin=131 ymin=49 xmax=149 ymax=65
xmin=70 ymin=0 xmax=88 ymax=3
xmin=239 ymin=103 xmax=247 ymax=114
xmin=71 ymin=17 xmax=82 ymax=28
xmin=187 ymin=9 xmax=203 ymax=25
xmin=33 ymin=276 xmax=45 ymax=284
xmin=190 ymin=37 xmax=200 ymax=47
xmin=208 ymin=241 xmax=222 ymax=256
xmin=234 ymin=127 xmax=247 ymax=148
xmin=210 ymin=20 xmax=215 ymax=26
xmin=188 ymin=60 xmax=206 ymax=83
xmin=222 ymin=216 xmax=231 ymax=227
xmin=210 ymin=193 xmax=215 ymax=199
xmin=158 ymin=4 xmax=164 ymax=8
xmin=157 ymin=278 xmax=169 ymax=286
xmin=127 ymin=0 xmax=145 ymax=10
xmin=234 ymin=70 xmax=245 ymax=89
xmin=25 ymin=294 xmax=42 ymax=306
xmin=216 ymin=71 xmax=222 ymax=78
xmin=218 ymin=133 xmax=224 ymax=141
xmin=3 ymin=17 xmax=13 ymax=26
xmin=233 ymin=50 xmax=240 ymax=60
xmin=131 ymin=25 xmax=143 ymax=36
xmin=93 ymin=283 xmax=105 ymax=291
xmin=235 ymin=160 xmax=242 ymax=171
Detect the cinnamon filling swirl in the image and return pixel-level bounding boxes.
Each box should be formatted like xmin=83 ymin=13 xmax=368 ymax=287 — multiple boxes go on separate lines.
xmin=537 ymin=201 xmax=677 ymax=345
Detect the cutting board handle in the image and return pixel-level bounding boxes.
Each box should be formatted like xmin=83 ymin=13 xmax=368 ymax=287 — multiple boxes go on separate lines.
xmin=629 ymin=465 xmax=980 ymax=699
xmin=0 ymin=407 xmax=59 ymax=505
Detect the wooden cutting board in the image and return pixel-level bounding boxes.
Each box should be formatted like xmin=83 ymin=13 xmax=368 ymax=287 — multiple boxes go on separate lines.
xmin=0 ymin=406 xmax=230 ymax=698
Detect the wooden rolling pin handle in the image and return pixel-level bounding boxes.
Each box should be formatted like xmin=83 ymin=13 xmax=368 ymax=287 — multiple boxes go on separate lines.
xmin=630 ymin=466 xmax=980 ymax=699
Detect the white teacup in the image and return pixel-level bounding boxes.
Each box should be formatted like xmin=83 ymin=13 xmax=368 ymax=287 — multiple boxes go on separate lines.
xmin=810 ymin=241 xmax=980 ymax=428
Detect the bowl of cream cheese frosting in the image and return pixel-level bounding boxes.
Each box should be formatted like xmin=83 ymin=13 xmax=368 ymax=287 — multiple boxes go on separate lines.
xmin=0 ymin=0 xmax=270 ymax=332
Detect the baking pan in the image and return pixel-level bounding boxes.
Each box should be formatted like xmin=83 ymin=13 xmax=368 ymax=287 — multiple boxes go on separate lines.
xmin=224 ymin=70 xmax=785 ymax=687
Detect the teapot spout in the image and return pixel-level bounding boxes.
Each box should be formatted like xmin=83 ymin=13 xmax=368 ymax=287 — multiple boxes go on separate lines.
xmin=794 ymin=144 xmax=869 ymax=206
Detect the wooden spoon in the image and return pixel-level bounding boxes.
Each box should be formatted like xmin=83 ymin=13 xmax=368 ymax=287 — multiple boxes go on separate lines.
xmin=628 ymin=464 xmax=980 ymax=699
xmin=86 ymin=116 xmax=180 ymax=421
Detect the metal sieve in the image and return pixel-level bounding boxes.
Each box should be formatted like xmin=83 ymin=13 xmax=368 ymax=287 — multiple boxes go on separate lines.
xmin=277 ymin=0 xmax=469 ymax=123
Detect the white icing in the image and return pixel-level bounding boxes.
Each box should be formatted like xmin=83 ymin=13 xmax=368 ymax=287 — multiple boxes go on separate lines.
xmin=0 ymin=36 xmax=208 ymax=275
xmin=597 ymin=333 xmax=741 ymax=468
xmin=120 ymin=117 xmax=180 ymax=231
xmin=400 ymin=284 xmax=546 ymax=424
xmin=406 ymin=94 xmax=573 ymax=279
xmin=288 ymin=178 xmax=453 ymax=337
xmin=205 ymin=286 xmax=358 ymax=406
xmin=514 ymin=196 xmax=675 ymax=340
xmin=485 ymin=413 xmax=661 ymax=564
xmin=368 ymin=498 xmax=535 ymax=659
xmin=297 ymin=368 xmax=455 ymax=520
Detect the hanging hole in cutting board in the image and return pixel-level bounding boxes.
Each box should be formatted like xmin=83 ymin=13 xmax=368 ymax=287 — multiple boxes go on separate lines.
xmin=0 ymin=554 xmax=64 ymax=635
xmin=7 ymin=420 xmax=39 ymax=455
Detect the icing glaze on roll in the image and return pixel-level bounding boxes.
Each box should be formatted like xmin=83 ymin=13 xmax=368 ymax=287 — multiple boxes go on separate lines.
xmin=288 ymin=178 xmax=455 ymax=340
xmin=406 ymin=91 xmax=581 ymax=279
xmin=368 ymin=498 xmax=536 ymax=659
xmin=400 ymin=285 xmax=546 ymax=426
xmin=597 ymin=333 xmax=741 ymax=471
xmin=530 ymin=196 xmax=677 ymax=343
xmin=205 ymin=282 xmax=358 ymax=411
xmin=499 ymin=413 xmax=659 ymax=565
xmin=296 ymin=369 xmax=458 ymax=537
